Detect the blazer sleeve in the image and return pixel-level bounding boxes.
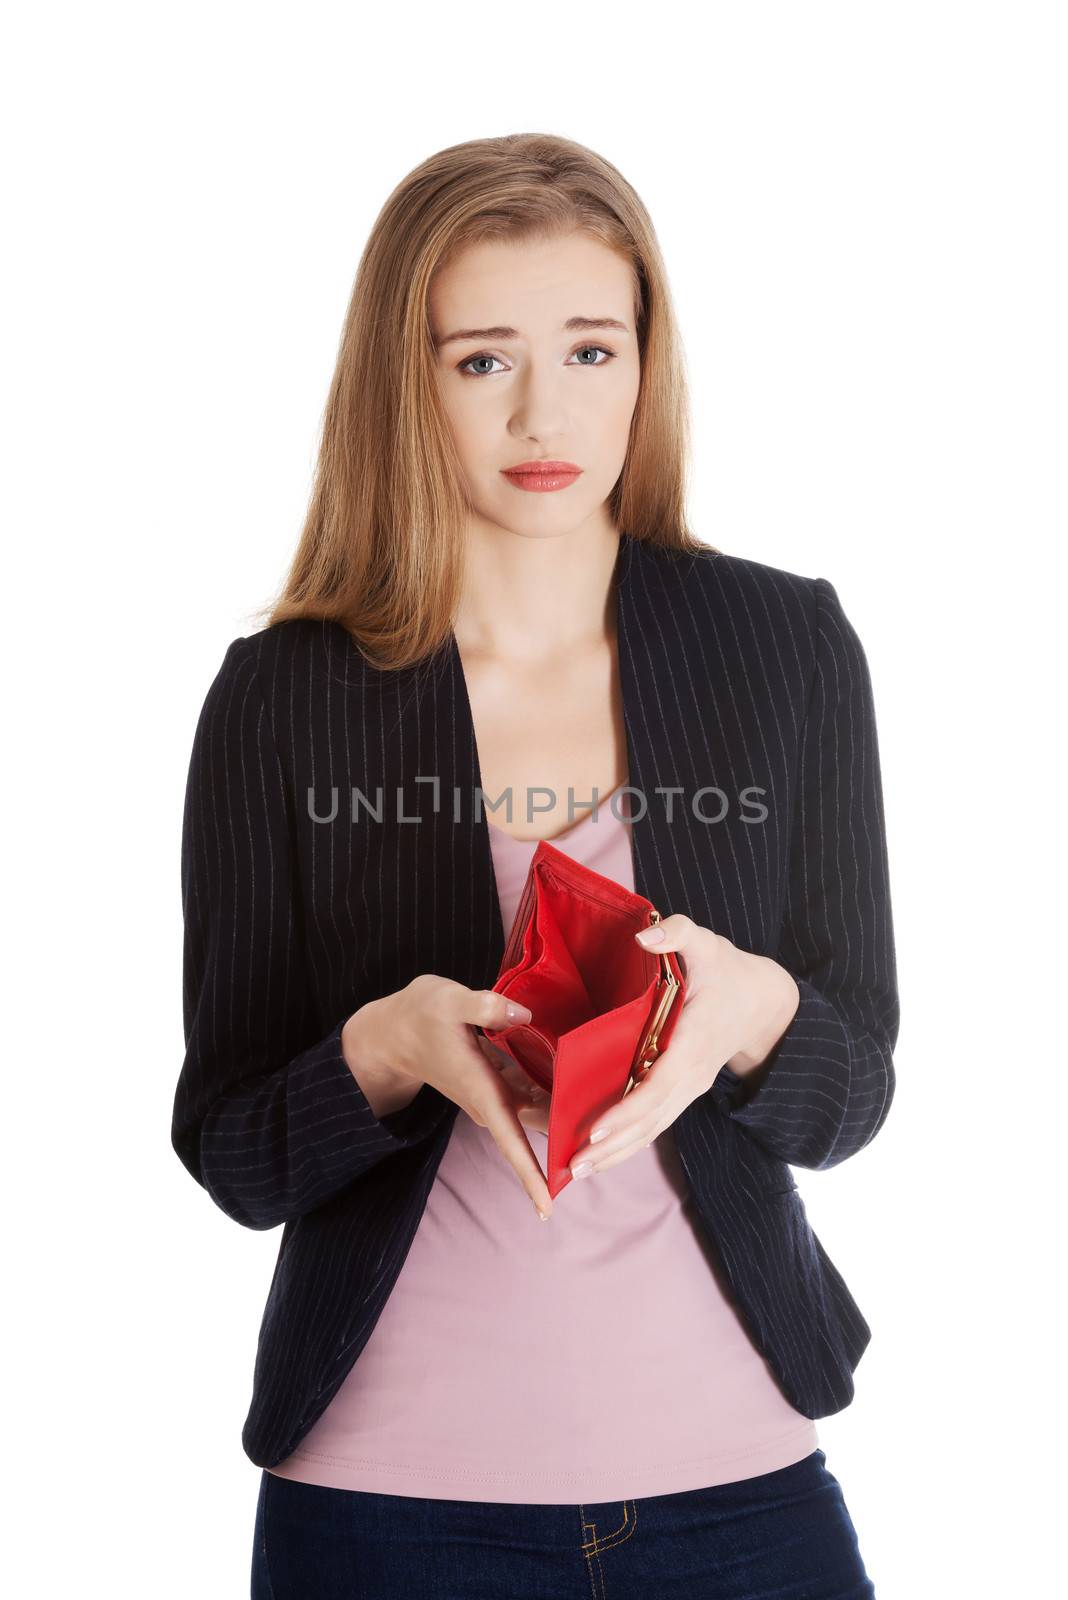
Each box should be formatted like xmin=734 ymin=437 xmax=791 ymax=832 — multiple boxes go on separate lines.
xmin=171 ymin=636 xmax=449 ymax=1230
xmin=710 ymin=576 xmax=900 ymax=1169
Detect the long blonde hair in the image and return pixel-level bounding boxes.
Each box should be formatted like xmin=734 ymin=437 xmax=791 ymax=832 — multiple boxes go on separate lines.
xmin=257 ymin=131 xmax=712 ymax=671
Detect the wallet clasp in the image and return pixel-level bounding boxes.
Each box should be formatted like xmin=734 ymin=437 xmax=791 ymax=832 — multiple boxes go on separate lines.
xmin=624 ymin=909 xmax=682 ymax=1096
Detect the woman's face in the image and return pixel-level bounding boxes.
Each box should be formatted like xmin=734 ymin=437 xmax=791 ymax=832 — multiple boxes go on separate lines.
xmin=430 ymin=230 xmax=641 ymax=542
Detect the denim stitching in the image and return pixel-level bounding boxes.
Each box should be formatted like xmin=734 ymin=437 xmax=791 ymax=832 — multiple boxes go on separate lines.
xmin=583 ymin=1500 xmax=639 ymax=1554
xmin=579 ymin=1504 xmax=606 ymax=1598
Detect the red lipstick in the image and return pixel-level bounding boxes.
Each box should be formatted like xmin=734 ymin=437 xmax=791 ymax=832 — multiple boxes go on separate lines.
xmin=501 ymin=459 xmax=583 ymax=493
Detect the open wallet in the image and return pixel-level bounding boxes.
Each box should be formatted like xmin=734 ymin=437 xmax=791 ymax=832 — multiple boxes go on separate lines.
xmin=480 ymin=839 xmax=687 ymax=1198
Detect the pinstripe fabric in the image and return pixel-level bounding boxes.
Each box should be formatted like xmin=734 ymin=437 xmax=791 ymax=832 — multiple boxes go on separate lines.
xmin=172 ymin=534 xmax=899 ymax=1469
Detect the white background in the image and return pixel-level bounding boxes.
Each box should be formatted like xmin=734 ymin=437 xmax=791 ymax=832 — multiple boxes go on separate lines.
xmin=3 ymin=2 xmax=1064 ymax=1594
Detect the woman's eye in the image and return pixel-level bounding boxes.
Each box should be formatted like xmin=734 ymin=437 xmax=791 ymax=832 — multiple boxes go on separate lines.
xmin=567 ymin=344 xmax=616 ymax=367
xmin=459 ymin=354 xmax=507 ymax=377
xmin=457 ymin=344 xmax=617 ymax=378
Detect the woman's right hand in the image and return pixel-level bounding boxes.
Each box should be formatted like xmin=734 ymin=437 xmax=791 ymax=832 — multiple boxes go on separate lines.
xmin=342 ymin=974 xmax=554 ymax=1220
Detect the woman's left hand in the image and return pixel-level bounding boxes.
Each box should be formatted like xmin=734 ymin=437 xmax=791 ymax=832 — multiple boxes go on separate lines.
xmin=567 ymin=916 xmax=800 ymax=1181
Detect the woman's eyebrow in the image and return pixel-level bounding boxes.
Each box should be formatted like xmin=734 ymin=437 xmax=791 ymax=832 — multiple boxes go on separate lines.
xmin=434 ymin=315 xmax=630 ymax=350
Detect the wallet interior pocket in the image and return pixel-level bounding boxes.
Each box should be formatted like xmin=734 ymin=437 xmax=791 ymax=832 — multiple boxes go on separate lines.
xmin=540 ymin=877 xmax=651 ymax=1014
xmin=503 ymin=887 xmax=598 ymax=1039
xmin=496 ymin=1022 xmax=557 ymax=1090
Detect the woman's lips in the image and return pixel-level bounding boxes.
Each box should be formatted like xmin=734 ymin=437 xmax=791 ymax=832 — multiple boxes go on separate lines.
xmin=501 ymin=461 xmax=583 ymax=493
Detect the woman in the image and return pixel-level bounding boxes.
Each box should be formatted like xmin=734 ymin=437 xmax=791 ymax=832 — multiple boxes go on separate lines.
xmin=172 ymin=133 xmax=897 ymax=1598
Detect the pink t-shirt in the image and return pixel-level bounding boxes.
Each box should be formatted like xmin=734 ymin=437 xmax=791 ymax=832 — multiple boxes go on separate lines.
xmin=267 ymin=786 xmax=818 ymax=1503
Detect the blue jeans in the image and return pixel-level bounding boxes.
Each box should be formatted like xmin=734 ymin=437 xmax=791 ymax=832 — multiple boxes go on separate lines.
xmin=251 ymin=1448 xmax=877 ymax=1597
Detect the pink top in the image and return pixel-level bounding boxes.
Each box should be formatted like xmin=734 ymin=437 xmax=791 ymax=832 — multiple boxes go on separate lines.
xmin=267 ymin=786 xmax=818 ymax=1503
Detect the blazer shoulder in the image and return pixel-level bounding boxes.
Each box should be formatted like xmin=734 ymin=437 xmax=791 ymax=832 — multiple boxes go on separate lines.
xmin=237 ymin=616 xmax=373 ymax=693
xmin=670 ymin=546 xmax=822 ymax=660
xmin=699 ymin=555 xmax=884 ymax=721
xmin=692 ymin=546 xmax=819 ymax=609
xmin=182 ymin=623 xmax=358 ymax=758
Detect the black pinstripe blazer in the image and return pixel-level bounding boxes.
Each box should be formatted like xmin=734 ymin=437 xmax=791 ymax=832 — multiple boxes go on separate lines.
xmin=172 ymin=534 xmax=899 ymax=1471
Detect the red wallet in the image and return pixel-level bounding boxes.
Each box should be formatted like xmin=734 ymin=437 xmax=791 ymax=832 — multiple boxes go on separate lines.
xmin=481 ymin=839 xmax=687 ymax=1198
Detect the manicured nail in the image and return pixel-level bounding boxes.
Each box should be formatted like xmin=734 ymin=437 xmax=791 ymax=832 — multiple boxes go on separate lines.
xmin=589 ymin=1127 xmax=609 ymax=1144
xmin=572 ymin=1161 xmax=593 ymax=1179
xmin=507 ymin=1002 xmax=533 ymax=1022
xmin=535 ymin=1205 xmax=551 ymax=1221
xmin=636 ymin=927 xmax=664 ymax=945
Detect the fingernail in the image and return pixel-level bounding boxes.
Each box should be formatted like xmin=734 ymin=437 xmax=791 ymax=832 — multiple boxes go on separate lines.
xmin=572 ymin=1161 xmax=593 ymax=1179
xmin=589 ymin=1127 xmax=609 ymax=1144
xmin=636 ymin=927 xmax=664 ymax=945
xmin=507 ymin=1002 xmax=533 ymax=1022
xmin=535 ymin=1205 xmax=551 ymax=1221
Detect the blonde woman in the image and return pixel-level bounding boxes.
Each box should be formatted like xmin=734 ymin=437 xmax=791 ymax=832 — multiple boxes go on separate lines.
xmin=172 ymin=133 xmax=897 ymax=1598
